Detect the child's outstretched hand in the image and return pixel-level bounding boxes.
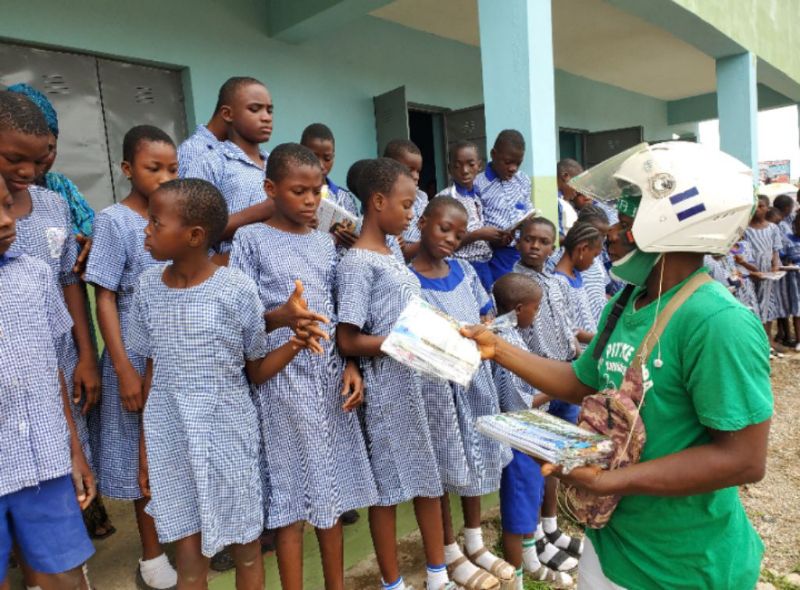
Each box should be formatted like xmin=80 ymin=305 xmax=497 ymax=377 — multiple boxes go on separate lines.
xmin=460 ymin=324 xmax=499 ymax=360
xmin=341 ymin=359 xmax=364 ymax=411
xmin=268 ymin=280 xmax=330 ymax=342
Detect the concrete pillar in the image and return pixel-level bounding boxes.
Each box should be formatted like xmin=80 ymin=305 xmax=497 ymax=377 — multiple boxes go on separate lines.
xmin=716 ymin=52 xmax=758 ymax=177
xmin=477 ymin=0 xmax=558 ymax=224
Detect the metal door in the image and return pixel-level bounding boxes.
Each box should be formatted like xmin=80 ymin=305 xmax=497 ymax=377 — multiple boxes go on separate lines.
xmin=97 ymin=59 xmax=187 ymax=201
xmin=443 ymin=104 xmax=487 ymax=163
xmin=585 ymin=126 xmax=643 ymax=168
xmin=0 ymin=43 xmax=114 ymax=211
xmin=373 ymin=86 xmax=409 ymax=156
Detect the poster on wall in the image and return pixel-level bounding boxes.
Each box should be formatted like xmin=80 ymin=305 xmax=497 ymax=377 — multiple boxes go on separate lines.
xmin=759 ymin=160 xmax=791 ymax=183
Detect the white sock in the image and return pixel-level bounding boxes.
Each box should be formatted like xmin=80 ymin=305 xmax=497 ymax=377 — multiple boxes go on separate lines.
xmin=445 ymin=542 xmax=490 ymax=585
xmin=426 ymin=563 xmax=449 ymax=589
xmin=522 ymin=537 xmax=541 ymax=572
xmin=534 ymin=523 xmax=546 ymax=540
xmin=139 ymin=553 xmax=178 ymax=589
xmin=533 ymin=527 xmax=578 ymax=572
xmin=515 ymin=568 xmax=524 ymax=590
xmin=542 ymin=516 xmax=558 ymax=535
xmin=463 ymin=527 xmax=484 ymax=555
xmin=382 ymin=577 xmax=407 ymax=590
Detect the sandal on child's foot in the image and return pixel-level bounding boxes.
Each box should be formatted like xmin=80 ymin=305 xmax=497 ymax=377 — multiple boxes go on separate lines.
xmin=425 ymin=583 xmax=462 ymax=590
xmin=534 ymin=538 xmax=578 ymax=572
xmin=545 ymin=528 xmax=584 ymax=558
xmin=466 ymin=547 xmax=515 ymax=583
xmin=447 ymin=556 xmax=500 ymax=590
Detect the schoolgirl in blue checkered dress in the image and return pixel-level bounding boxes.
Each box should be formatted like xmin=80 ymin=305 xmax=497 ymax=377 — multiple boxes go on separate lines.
xmin=229 ymin=144 xmax=378 ymax=588
xmin=745 ymin=196 xmax=783 ymax=327
xmin=781 ymin=215 xmax=800 ymax=334
xmin=337 ymin=158 xmax=457 ymax=590
xmin=83 ymin=126 xmax=179 ymax=588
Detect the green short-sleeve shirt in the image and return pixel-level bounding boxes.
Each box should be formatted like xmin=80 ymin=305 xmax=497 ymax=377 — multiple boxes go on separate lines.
xmin=573 ymin=268 xmax=773 ymax=590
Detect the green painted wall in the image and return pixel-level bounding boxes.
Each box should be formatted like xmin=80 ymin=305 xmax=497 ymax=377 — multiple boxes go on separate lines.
xmin=671 ymin=0 xmax=800 ymax=86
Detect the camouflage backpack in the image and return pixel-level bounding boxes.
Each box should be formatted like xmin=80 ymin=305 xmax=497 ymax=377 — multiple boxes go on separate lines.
xmin=562 ymin=273 xmax=711 ymax=528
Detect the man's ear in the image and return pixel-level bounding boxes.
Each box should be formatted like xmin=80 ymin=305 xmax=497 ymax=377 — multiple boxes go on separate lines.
xmin=220 ymin=104 xmax=234 ymax=124
xmin=490 ymin=148 xmax=497 ymax=162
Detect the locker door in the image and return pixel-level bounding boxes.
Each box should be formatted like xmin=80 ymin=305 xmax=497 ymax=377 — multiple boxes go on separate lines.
xmin=97 ymin=59 xmax=188 ymax=201
xmin=585 ymin=126 xmax=643 ymax=168
xmin=444 ymin=104 xmax=487 ymax=163
xmin=0 ymin=42 xmax=115 ymax=211
xmin=373 ymin=86 xmax=409 ymax=157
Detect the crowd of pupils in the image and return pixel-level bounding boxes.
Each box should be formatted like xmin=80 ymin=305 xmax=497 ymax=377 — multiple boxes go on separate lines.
xmin=0 ymin=74 xmax=794 ymax=590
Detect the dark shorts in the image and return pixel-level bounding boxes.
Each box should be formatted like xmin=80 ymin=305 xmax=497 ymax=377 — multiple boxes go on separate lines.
xmin=489 ymin=246 xmax=521 ymax=283
xmin=548 ymin=399 xmax=580 ymax=424
xmin=500 ymin=449 xmax=545 ymax=535
xmin=0 ymin=476 xmax=94 ymax=581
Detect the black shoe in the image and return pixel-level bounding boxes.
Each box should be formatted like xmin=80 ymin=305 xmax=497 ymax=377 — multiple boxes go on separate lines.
xmin=341 ymin=509 xmax=360 ymax=525
xmin=210 ymin=548 xmax=235 ymax=572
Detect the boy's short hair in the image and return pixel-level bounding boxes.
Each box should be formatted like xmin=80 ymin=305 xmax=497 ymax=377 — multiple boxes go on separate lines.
xmin=214 ymin=76 xmax=264 ymax=113
xmin=384 ymin=138 xmax=421 ymax=160
xmin=357 ymin=157 xmax=412 ymax=206
xmin=122 ymin=125 xmax=175 ymax=163
xmin=493 ymin=272 xmax=542 ymax=315
xmin=765 ymin=207 xmax=783 ymax=223
xmin=449 ymin=140 xmax=480 ymax=164
xmin=563 ymin=221 xmax=603 ymax=254
xmin=159 ymin=178 xmax=228 ymax=246
xmin=773 ymin=194 xmax=795 ymax=213
xmin=346 ymin=159 xmax=372 ymax=199
xmin=266 ymin=143 xmax=322 ymax=184
xmin=0 ymin=91 xmax=50 ymax=137
xmin=424 ymin=195 xmax=468 ymax=219
xmin=301 ymin=123 xmax=334 ymax=146
xmin=577 ymin=204 xmax=610 ymax=226
xmin=493 ymin=129 xmax=525 ymax=153
xmin=557 ymin=158 xmax=583 ymax=178
xmin=519 ymin=215 xmax=556 ymax=238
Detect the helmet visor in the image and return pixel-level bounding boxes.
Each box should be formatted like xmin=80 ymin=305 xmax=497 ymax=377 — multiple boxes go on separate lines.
xmin=568 ymin=143 xmax=651 ymax=202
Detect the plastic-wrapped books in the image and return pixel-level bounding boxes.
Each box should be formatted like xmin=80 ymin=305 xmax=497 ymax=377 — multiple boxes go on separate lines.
xmin=380 ymin=295 xmax=482 ymax=387
xmin=317 ymin=193 xmax=360 ymax=235
xmin=475 ymin=409 xmax=614 ymax=473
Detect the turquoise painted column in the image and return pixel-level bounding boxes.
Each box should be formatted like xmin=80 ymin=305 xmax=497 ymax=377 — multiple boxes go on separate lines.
xmin=477 ymin=0 xmax=558 ymax=224
xmin=716 ymin=52 xmax=758 ymax=176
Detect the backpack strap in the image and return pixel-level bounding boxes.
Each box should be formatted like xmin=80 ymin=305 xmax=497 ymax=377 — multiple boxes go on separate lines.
xmin=592 ymin=284 xmax=636 ymax=361
xmin=630 ymin=272 xmax=712 ymax=369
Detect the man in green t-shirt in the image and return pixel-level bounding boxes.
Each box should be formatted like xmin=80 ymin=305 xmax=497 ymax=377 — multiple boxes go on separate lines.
xmin=464 ymin=142 xmax=772 ymax=590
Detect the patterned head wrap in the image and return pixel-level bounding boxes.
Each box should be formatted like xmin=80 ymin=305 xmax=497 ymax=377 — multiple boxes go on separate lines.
xmin=7 ymin=83 xmax=59 ymax=137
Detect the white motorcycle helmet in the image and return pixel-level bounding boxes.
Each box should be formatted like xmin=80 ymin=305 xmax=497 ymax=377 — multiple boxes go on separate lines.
xmin=569 ymin=141 xmax=755 ymax=255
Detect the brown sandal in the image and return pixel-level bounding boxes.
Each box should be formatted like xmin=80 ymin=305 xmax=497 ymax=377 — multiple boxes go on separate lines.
xmin=466 ymin=547 xmax=515 ymax=583
xmin=446 ymin=555 xmax=500 ymax=590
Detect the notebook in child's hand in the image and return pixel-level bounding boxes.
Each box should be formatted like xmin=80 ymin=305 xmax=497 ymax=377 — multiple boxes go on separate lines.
xmin=380 ymin=295 xmax=482 ymax=387
xmin=503 ymin=208 xmax=541 ymax=235
xmin=317 ymin=197 xmax=360 ymax=235
xmin=475 ymin=409 xmax=615 ymax=473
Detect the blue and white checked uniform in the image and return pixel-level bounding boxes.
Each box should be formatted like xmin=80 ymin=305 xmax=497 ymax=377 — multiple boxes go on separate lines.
xmin=781 ymin=230 xmax=800 ymax=316
xmin=435 ymin=184 xmax=492 ymax=263
xmin=183 ymin=140 xmax=268 ymax=252
xmin=547 ymin=249 xmax=608 ymax=322
xmin=7 ymin=186 xmax=90 ymax=465
xmin=230 ymin=225 xmax=377 ymax=528
xmin=402 ymin=189 xmax=430 ymax=243
xmin=411 ymin=259 xmax=509 ymax=496
xmin=513 ymin=263 xmax=578 ymax=361
xmin=553 ymin=270 xmax=598 ymax=335
xmin=128 ymin=266 xmax=265 ymax=557
xmin=475 ymin=164 xmax=532 ymax=281
xmin=336 ymin=248 xmax=443 ymax=505
xmin=324 ymin=177 xmax=360 ymax=217
xmin=177 ymin=124 xmax=221 ymax=178
xmin=744 ymin=224 xmax=783 ymax=322
xmin=0 ymin=255 xmax=73 ymax=497
xmin=84 ymin=204 xmax=159 ymax=499
xmin=493 ymin=327 xmax=541 ymax=413
xmin=727 ymin=242 xmax=760 ymax=316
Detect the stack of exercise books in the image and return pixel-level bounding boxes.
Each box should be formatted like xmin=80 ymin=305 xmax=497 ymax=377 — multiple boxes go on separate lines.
xmin=476 ymin=409 xmax=614 ymax=473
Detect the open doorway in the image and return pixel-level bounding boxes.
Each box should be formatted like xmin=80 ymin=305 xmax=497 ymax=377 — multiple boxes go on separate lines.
xmin=409 ymin=108 xmax=446 ymax=199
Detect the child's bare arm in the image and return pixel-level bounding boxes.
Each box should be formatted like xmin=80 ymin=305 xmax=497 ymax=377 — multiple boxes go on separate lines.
xmin=138 ymin=359 xmax=153 ymax=498
xmin=336 ymin=323 xmax=386 ymax=357
xmin=532 ymin=392 xmax=551 ymax=408
xmin=221 ymin=200 xmax=275 ymax=240
xmin=62 ymin=282 xmax=100 ymax=413
xmin=60 ymin=370 xmax=95 ymax=509
xmin=245 ymin=341 xmax=304 ymax=385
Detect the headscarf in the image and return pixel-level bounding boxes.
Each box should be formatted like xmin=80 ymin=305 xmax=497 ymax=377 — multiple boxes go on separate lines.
xmin=7 ymin=83 xmax=59 ymax=137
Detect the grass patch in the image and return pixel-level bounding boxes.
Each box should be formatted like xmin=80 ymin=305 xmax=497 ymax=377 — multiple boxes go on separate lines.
xmin=762 ymin=570 xmax=800 ymax=590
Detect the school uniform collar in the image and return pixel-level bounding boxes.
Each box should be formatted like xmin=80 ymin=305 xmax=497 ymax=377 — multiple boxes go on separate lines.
xmin=221 ymin=140 xmax=268 ymax=169
xmin=554 ymin=269 xmax=583 ymax=288
xmin=0 ymin=251 xmax=21 ymax=269
xmin=409 ymin=258 xmax=464 ymax=291
xmin=484 ymin=162 xmax=498 ymax=182
xmin=453 ymin=182 xmax=476 ymax=197
xmin=195 ymin=124 xmax=219 ymax=148
xmin=326 ymin=177 xmax=340 ymax=194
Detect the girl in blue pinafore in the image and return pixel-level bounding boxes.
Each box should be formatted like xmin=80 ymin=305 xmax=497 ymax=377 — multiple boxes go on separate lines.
xmin=336 ymin=158 xmax=457 ymax=590
xmin=744 ymin=196 xmax=783 ymax=347
xmin=409 ymin=196 xmax=516 ymax=590
xmin=84 ymin=126 xmax=178 ymax=588
xmin=781 ymin=214 xmax=800 ymax=351
xmin=230 ymin=143 xmax=377 ymax=589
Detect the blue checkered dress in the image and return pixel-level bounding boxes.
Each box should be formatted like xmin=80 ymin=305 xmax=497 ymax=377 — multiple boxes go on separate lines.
xmin=547 ymin=249 xmax=608 ymax=322
xmin=84 ymin=204 xmax=159 ymax=499
xmin=7 ymin=186 xmax=90 ymax=465
xmin=411 ymin=259 xmax=509 ymax=496
xmin=781 ymin=230 xmax=800 ymax=316
xmin=553 ymin=270 xmax=598 ymax=335
xmin=513 ymin=263 xmax=578 ymax=361
xmin=336 ymin=248 xmax=443 ymax=505
xmin=435 ymin=184 xmax=492 ymax=263
xmin=0 ymin=255 xmax=73 ymax=496
xmin=744 ymin=224 xmax=783 ymax=322
xmin=177 ymin=124 xmax=222 ymax=178
xmin=230 ymin=224 xmax=377 ymax=528
xmin=183 ymin=140 xmax=268 ymax=252
xmin=128 ymin=266 xmax=266 ymax=557
xmin=402 ymin=189 xmax=430 ymax=243
xmin=493 ymin=327 xmax=540 ymax=413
